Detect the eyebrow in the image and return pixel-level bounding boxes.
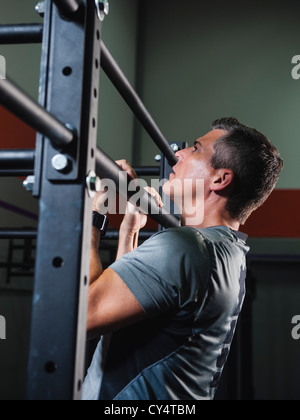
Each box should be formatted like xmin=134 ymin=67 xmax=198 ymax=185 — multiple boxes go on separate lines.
xmin=194 ymin=140 xmax=203 ymax=149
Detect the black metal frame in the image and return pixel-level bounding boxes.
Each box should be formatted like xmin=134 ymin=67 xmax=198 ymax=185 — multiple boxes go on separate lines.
xmin=0 ymin=149 xmax=160 ymax=177
xmin=0 ymin=24 xmax=43 ymax=44
xmin=24 ymin=0 xmax=101 ymax=400
xmin=0 ymin=149 xmax=35 ymax=177
xmin=0 ymin=2 xmax=258 ymax=401
xmin=0 ymin=23 xmax=178 ymax=168
xmin=0 ymin=79 xmax=75 ymax=148
xmin=0 ymin=0 xmax=179 ymax=400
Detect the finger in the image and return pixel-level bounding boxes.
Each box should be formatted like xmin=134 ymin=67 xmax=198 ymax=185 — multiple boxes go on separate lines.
xmin=144 ymin=186 xmax=163 ymax=208
xmin=126 ymin=201 xmax=139 ymax=215
xmin=115 ymin=159 xmax=137 ymax=180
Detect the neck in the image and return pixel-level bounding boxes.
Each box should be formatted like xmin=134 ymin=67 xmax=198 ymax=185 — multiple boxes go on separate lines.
xmin=180 ymin=198 xmax=240 ymax=231
xmin=182 ymin=214 xmax=240 ymax=231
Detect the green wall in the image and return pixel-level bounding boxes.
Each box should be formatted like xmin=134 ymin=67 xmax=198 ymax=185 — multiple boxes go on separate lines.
xmin=0 ymin=0 xmax=139 ymax=400
xmin=97 ymin=0 xmax=138 ymax=162
xmin=0 ymin=0 xmax=138 ymax=229
xmin=1 ymin=0 xmax=300 ymax=401
xmin=137 ymin=0 xmax=300 ymax=191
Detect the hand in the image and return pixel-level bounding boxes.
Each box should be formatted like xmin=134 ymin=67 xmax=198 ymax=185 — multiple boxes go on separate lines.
xmin=92 ymin=159 xmax=163 ymax=233
xmin=115 ymin=160 xmax=163 ymax=235
xmin=93 ymin=159 xmax=138 ymax=213
xmin=122 ymin=186 xmax=163 ymax=235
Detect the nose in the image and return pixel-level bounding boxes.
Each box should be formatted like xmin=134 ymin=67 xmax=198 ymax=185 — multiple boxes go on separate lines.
xmin=175 ymin=148 xmax=186 ymax=161
xmin=175 ymin=146 xmax=189 ymax=163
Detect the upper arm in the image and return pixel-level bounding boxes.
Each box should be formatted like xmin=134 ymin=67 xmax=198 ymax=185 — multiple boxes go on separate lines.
xmin=87 ymin=267 xmax=147 ymax=337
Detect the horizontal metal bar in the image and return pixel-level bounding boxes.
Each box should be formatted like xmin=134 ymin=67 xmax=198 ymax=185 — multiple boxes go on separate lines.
xmin=0 ymin=26 xmax=177 ymax=169
xmin=0 ymin=79 xmax=75 ymax=147
xmin=0 ymin=229 xmax=37 ymax=240
xmin=104 ymin=229 xmax=155 ymax=241
xmin=0 ymin=262 xmax=34 ymax=269
xmin=248 ymin=255 xmax=300 ymax=264
xmin=0 ymin=149 xmax=35 ymax=177
xmin=0 ymin=149 xmax=160 ymax=178
xmin=132 ymin=166 xmax=160 ymax=176
xmin=0 ymin=169 xmax=34 ymax=177
xmin=96 ymin=147 xmax=180 ymax=229
xmin=0 ymin=149 xmax=35 ymax=169
xmin=0 ymin=288 xmax=33 ymax=296
xmin=100 ymin=41 xmax=178 ymax=168
xmin=0 ymin=228 xmax=155 ymax=242
xmin=0 ymin=24 xmax=43 ymax=44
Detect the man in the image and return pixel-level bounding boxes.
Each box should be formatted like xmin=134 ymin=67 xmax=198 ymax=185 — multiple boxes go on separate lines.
xmin=82 ymin=117 xmax=283 ymax=400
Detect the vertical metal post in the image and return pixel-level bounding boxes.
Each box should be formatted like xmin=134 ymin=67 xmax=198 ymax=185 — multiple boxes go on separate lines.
xmin=159 ymin=142 xmax=187 ymax=229
xmin=26 ymin=0 xmax=102 ymax=400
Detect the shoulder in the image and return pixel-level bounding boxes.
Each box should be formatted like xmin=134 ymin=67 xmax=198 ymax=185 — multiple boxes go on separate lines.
xmin=142 ymin=227 xmax=210 ymax=270
xmin=148 ymin=227 xmax=208 ymax=250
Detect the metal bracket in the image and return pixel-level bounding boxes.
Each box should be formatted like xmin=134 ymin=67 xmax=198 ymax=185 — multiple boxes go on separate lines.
xmin=95 ymin=0 xmax=109 ymax=21
xmin=159 ymin=141 xmax=188 ymax=229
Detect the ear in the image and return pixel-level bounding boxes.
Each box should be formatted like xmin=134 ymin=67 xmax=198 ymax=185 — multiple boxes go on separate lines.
xmin=210 ymin=169 xmax=234 ymax=192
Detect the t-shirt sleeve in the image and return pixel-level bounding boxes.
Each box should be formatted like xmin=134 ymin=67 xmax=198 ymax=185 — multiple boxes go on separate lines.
xmin=109 ymin=227 xmax=211 ymax=318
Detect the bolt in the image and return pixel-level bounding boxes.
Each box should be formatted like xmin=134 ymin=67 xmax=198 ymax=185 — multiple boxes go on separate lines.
xmin=170 ymin=143 xmax=179 ymax=153
xmin=52 ymin=154 xmax=69 ymax=172
xmin=86 ymin=170 xmax=101 ymax=198
xmin=154 ymin=154 xmax=162 ymax=162
xmin=23 ymin=176 xmax=35 ymax=192
xmin=95 ymin=0 xmax=109 ymax=21
xmin=35 ymin=1 xmax=45 ymax=17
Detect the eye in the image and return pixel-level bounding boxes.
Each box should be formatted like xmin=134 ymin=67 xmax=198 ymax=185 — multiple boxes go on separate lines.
xmin=193 ymin=145 xmax=198 ymax=152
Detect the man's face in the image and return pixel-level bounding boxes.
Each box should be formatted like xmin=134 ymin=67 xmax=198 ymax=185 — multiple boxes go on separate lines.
xmin=163 ymin=129 xmax=227 ymax=206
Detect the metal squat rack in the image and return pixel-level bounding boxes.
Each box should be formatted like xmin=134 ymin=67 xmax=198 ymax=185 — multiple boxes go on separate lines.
xmin=0 ymin=0 xmax=180 ymax=400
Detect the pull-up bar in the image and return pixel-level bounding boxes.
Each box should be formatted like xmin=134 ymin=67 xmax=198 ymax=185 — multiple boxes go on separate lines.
xmin=95 ymin=148 xmax=180 ymax=228
xmin=0 ymin=149 xmax=160 ymax=177
xmin=0 ymin=146 xmax=178 ymax=227
xmin=0 ymin=24 xmax=177 ymax=167
xmin=0 ymin=78 xmax=76 ymax=147
xmin=0 ymin=146 xmax=179 ymax=227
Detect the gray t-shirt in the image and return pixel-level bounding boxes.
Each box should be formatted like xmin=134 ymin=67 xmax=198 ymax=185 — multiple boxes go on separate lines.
xmin=82 ymin=226 xmax=249 ymax=400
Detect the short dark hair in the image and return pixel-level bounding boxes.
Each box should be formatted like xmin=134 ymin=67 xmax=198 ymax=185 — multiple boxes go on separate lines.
xmin=210 ymin=117 xmax=284 ymax=224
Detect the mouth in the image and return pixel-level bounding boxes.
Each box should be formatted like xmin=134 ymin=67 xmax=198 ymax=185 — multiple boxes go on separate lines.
xmin=172 ymin=163 xmax=178 ymax=174
xmin=168 ymin=163 xmax=178 ymax=180
xmin=169 ymin=171 xmax=175 ymax=180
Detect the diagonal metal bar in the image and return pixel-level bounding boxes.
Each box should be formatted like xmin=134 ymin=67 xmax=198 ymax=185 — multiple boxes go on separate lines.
xmin=96 ymin=147 xmax=180 ymax=229
xmin=52 ymin=0 xmax=82 ymax=18
xmin=0 ymin=24 xmax=178 ymax=167
xmin=0 ymin=78 xmax=75 ymax=147
xmin=100 ymin=41 xmax=178 ymax=168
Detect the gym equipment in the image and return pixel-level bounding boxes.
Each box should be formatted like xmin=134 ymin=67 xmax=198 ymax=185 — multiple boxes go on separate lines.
xmin=0 ymin=0 xmax=179 ymax=400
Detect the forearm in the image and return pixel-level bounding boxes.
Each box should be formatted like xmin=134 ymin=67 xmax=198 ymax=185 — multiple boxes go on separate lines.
xmin=89 ymin=227 xmax=103 ymax=285
xmin=116 ymin=224 xmax=139 ymax=260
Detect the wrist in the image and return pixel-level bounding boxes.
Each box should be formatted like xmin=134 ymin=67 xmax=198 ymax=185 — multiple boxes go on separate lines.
xmin=92 ymin=211 xmax=109 ymax=237
xmin=119 ymin=221 xmax=140 ymax=237
xmin=91 ymin=226 xmax=101 ymax=248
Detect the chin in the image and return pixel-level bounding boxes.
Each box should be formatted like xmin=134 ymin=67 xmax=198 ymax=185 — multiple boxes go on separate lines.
xmin=162 ymin=180 xmax=176 ymax=201
xmin=162 ymin=180 xmax=182 ymax=209
xmin=162 ymin=181 xmax=170 ymax=196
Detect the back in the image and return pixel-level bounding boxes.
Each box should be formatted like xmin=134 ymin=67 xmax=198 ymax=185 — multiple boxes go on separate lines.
xmin=82 ymin=226 xmax=249 ymax=400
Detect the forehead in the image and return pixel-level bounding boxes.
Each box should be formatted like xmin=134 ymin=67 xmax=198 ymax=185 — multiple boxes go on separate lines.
xmin=197 ymin=129 xmax=227 ymax=146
